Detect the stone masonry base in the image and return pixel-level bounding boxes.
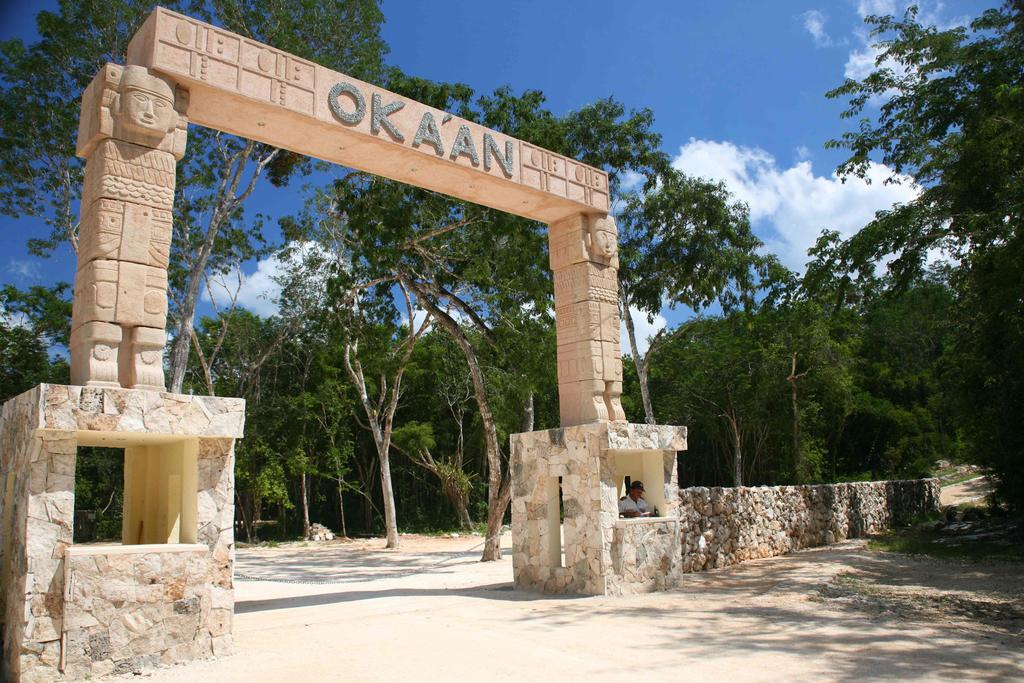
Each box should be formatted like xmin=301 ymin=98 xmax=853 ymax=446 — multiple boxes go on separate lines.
xmin=0 ymin=384 xmax=244 ymax=682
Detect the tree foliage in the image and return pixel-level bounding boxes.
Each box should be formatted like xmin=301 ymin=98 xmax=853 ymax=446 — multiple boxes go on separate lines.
xmin=826 ymin=2 xmax=1023 ymax=508
xmin=3 ymin=2 xmax=1022 ymax=547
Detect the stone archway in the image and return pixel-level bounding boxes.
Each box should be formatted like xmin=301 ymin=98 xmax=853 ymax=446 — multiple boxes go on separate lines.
xmin=1 ymin=7 xmax=686 ymax=680
xmin=86 ymin=6 xmax=623 ymax=427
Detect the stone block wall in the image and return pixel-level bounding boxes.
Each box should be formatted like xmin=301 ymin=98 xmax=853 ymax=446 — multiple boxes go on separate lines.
xmin=61 ymin=545 xmax=231 ymax=678
xmin=677 ymin=479 xmax=941 ymax=572
xmin=1 ymin=392 xmax=78 ymax=682
xmin=610 ymin=518 xmax=681 ymax=592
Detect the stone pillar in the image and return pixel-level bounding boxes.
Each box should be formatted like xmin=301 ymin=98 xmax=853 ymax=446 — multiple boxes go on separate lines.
xmin=0 ymin=391 xmax=77 ymax=682
xmin=548 ymin=214 xmax=626 ymax=427
xmin=70 ymin=64 xmax=188 ymax=390
xmin=513 ymin=213 xmax=689 ymax=596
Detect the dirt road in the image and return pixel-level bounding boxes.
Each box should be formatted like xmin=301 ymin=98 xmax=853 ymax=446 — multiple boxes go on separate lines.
xmin=941 ymin=476 xmax=995 ymax=506
xmin=123 ymin=534 xmax=1022 ymax=682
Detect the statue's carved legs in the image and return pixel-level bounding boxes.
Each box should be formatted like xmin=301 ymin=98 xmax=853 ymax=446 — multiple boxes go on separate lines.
xmin=70 ymin=321 xmax=122 ymax=387
xmin=69 ymin=323 xmax=166 ymax=390
xmin=71 ymin=257 xmax=169 ymax=389
xmin=604 ymin=380 xmax=625 ymax=422
xmin=121 ymin=326 xmax=166 ymax=390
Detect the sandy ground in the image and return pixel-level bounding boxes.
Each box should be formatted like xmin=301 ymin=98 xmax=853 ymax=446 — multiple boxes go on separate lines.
xmin=121 ymin=533 xmax=1023 ymax=682
xmin=941 ymin=476 xmax=995 ymax=506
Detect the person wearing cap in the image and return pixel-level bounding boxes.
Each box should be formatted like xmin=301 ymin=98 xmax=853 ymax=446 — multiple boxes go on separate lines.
xmin=618 ymin=480 xmax=652 ymax=518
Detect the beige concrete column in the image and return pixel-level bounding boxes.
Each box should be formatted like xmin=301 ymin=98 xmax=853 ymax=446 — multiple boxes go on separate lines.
xmin=549 ymin=214 xmax=626 ymax=426
xmin=70 ymin=64 xmax=189 ymax=390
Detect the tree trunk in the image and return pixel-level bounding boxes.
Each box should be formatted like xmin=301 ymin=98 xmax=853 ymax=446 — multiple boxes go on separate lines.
xmin=362 ymin=493 xmax=373 ymax=534
xmin=482 ymin=482 xmax=511 ymax=559
xmin=409 ymin=281 xmax=509 ymax=561
xmin=168 ymin=315 xmax=196 ymax=393
xmin=300 ymin=471 xmax=310 ymax=539
xmin=344 ymin=343 xmax=403 ymax=549
xmin=456 ymin=498 xmax=473 ymax=531
xmin=622 ymin=300 xmax=656 ymax=425
xmin=441 ymin=481 xmax=474 ymax=531
xmin=254 ymin=497 xmax=263 ymax=542
xmin=167 ymin=142 xmax=279 ymax=393
xmin=236 ymin=491 xmax=254 ymax=543
xmin=789 ymin=352 xmax=802 ymax=481
xmin=337 ymin=478 xmax=348 ymax=538
xmin=731 ymin=419 xmax=743 ymax=487
xmin=168 ymin=217 xmax=224 ymax=393
xmin=379 ymin=452 xmax=399 ymax=548
xmin=521 ymin=390 xmax=534 ymax=433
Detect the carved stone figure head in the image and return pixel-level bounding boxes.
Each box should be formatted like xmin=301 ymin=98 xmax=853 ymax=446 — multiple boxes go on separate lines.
xmin=113 ymin=66 xmax=178 ymax=145
xmin=588 ymin=215 xmax=619 ymax=267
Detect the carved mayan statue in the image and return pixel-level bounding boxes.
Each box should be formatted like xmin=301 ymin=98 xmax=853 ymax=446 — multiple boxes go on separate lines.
xmin=550 ymin=213 xmax=626 ymax=425
xmin=70 ymin=64 xmax=188 ymax=389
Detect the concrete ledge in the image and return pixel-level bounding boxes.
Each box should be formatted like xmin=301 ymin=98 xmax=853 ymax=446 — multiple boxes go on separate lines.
xmin=9 ymin=384 xmax=246 ymax=438
xmin=511 ymin=421 xmax=687 ymax=453
xmin=65 ymin=543 xmax=208 ymax=557
xmin=614 ymin=516 xmax=676 ymax=527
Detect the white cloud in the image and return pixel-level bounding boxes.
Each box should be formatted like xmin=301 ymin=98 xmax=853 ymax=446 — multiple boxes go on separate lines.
xmin=204 ymin=256 xmax=284 ymax=318
xmin=0 ymin=304 xmax=32 ymax=330
xmin=844 ymin=41 xmax=885 ymax=81
xmin=7 ymin=258 xmax=41 ymax=281
xmin=399 ymin=306 xmax=432 ymax=332
xmin=621 ymin=306 xmax=667 ymax=358
xmin=202 ymin=241 xmax=331 ymax=318
xmin=802 ymin=10 xmax=844 ymax=48
xmin=618 ymin=169 xmax=645 ymax=193
xmin=671 ymin=138 xmax=919 ymax=271
xmin=856 ymin=0 xmax=898 ymax=16
xmin=812 ymin=1 xmax=972 ymax=84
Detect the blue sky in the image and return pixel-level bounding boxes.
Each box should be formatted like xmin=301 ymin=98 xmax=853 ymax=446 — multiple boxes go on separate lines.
xmin=0 ymin=0 xmax=991 ymax=350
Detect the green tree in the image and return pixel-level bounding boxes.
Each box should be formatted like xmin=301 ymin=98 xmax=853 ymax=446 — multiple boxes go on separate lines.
xmin=0 ymin=285 xmax=71 ymax=400
xmin=826 ymin=3 xmax=1024 ymax=507
xmin=618 ymin=169 xmax=778 ymax=424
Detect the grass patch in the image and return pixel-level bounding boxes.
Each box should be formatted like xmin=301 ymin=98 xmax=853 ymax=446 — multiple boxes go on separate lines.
xmin=868 ymin=527 xmax=1023 ymax=562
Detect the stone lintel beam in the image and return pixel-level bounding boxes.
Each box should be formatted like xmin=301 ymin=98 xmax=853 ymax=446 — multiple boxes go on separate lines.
xmin=125 ymin=7 xmax=610 ymax=224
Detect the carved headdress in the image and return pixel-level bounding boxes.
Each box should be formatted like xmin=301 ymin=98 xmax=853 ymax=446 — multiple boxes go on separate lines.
xmin=77 ymin=63 xmax=189 ymax=159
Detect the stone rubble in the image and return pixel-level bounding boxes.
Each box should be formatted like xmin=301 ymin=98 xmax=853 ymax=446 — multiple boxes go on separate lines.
xmin=306 ymin=523 xmax=335 ymax=542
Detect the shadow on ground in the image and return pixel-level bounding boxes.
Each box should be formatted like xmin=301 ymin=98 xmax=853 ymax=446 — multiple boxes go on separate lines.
xmin=232 ymin=538 xmax=1023 ymax=681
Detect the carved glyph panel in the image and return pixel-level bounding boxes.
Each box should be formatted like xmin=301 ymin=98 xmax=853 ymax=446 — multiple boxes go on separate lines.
xmin=556 ymin=340 xmax=622 ymax=385
xmin=553 ymin=262 xmax=618 ymax=306
xmin=153 ymin=15 xmax=317 ymax=116
xmin=72 ymin=259 xmax=168 ymax=330
xmin=127 ymin=8 xmax=610 ymax=219
xmin=521 ymin=143 xmax=609 ymax=212
xmin=555 ymin=300 xmax=620 ymax=345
